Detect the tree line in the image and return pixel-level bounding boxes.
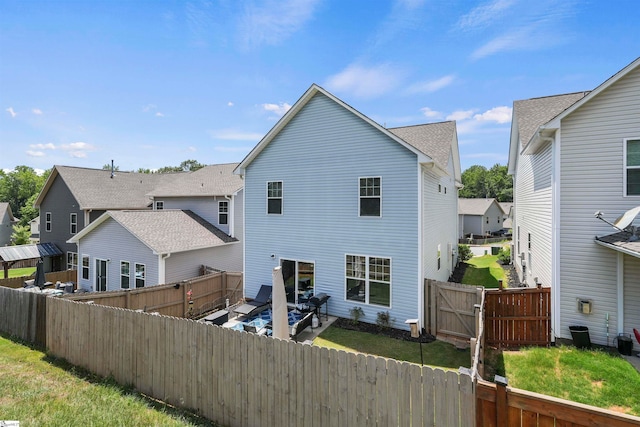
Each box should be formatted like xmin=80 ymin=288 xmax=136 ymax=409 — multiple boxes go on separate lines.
xmin=459 ymin=164 xmax=512 ymax=202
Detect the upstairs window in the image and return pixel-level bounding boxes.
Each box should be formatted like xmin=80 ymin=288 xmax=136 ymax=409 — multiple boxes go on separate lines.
xmin=155 ymin=201 xmax=164 ymax=210
xmin=135 ymin=263 xmax=145 ymax=288
xmin=219 ymin=201 xmax=229 ymax=225
xmin=625 ymin=138 xmax=640 ymax=196
xmin=267 ymin=181 xmax=282 ymax=214
xmin=70 ymin=213 xmax=77 ymax=234
xmin=359 ymin=177 xmax=381 ymax=217
xmin=45 ymin=212 xmax=52 ymax=232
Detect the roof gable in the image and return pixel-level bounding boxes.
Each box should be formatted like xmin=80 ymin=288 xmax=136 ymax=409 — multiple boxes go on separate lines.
xmin=0 ymin=202 xmax=15 ymax=222
xmin=235 ymin=84 xmax=442 ymax=175
xmin=69 ymin=209 xmax=237 ymax=254
xmin=458 ymin=198 xmax=503 ymax=216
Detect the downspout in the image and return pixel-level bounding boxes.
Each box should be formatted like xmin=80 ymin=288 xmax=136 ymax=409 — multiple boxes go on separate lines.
xmin=225 ymin=195 xmax=234 ymax=238
xmin=417 ymin=163 xmax=424 ymax=332
xmin=617 ymin=252 xmax=624 ymax=334
xmin=548 ymin=130 xmax=560 ymax=341
xmin=159 ymin=253 xmax=171 ymax=285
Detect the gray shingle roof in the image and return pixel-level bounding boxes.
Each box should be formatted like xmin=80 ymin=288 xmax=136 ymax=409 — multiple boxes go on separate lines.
xmin=595 ymin=232 xmax=640 ymax=257
xmin=107 ymin=210 xmax=237 ymax=254
xmin=388 ymin=121 xmax=455 ymax=170
xmin=513 ymin=92 xmax=589 ymax=149
xmin=54 ymin=166 xmax=183 ymax=210
xmin=148 ymin=163 xmax=242 ymax=197
xmin=0 ymin=202 xmax=15 ymax=222
xmin=459 ymin=198 xmax=503 ymax=216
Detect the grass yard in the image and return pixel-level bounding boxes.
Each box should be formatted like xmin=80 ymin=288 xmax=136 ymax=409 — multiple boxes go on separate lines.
xmin=0 ymin=335 xmax=216 ymax=426
xmin=500 ymin=346 xmax=640 ymax=416
xmin=460 ymin=255 xmax=504 ymax=288
xmin=7 ymin=266 xmax=36 ymax=278
xmin=314 ymin=326 xmax=471 ymax=369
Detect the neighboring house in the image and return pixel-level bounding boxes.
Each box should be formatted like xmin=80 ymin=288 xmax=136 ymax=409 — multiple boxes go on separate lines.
xmin=499 ymin=202 xmax=513 ymax=230
xmin=34 ymin=166 xmax=181 ymax=272
xmin=29 ymin=216 xmax=40 ymax=243
xmin=458 ymin=198 xmax=505 ymax=238
xmin=508 ymin=57 xmax=640 ymax=351
xmin=235 ymin=84 xmax=461 ymax=331
xmin=68 ymin=210 xmax=239 ymax=292
xmin=0 ymin=203 xmax=18 ymax=246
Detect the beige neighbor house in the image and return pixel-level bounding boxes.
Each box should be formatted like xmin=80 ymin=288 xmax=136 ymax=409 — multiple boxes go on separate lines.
xmin=508 ymin=57 xmax=640 ymax=351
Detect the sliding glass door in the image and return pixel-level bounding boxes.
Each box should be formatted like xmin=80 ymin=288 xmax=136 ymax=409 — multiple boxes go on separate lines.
xmin=281 ymin=259 xmax=314 ymax=305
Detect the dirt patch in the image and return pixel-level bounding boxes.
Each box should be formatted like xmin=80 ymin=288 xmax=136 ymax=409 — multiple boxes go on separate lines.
xmin=332 ymin=317 xmax=435 ymax=343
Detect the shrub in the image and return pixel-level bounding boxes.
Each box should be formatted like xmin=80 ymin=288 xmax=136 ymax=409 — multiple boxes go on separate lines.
xmin=497 ymin=246 xmax=511 ymax=264
xmin=376 ymin=311 xmax=395 ymax=329
xmin=458 ymin=244 xmax=473 ymax=262
xmin=349 ymin=306 xmax=365 ymax=324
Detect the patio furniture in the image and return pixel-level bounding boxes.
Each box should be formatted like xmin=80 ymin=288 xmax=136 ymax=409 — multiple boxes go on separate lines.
xmin=201 ymin=310 xmax=229 ymax=326
xmin=234 ymin=285 xmax=272 ymax=317
xmin=243 ymin=322 xmax=269 ymax=336
xmin=290 ymin=312 xmax=314 ymax=342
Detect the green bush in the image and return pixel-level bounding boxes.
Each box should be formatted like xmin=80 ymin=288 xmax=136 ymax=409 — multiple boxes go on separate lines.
xmin=458 ymin=244 xmax=473 ymax=262
xmin=497 ymin=246 xmax=511 ymax=264
xmin=349 ymin=306 xmax=365 ymax=324
xmin=376 ymin=311 xmax=395 ymax=329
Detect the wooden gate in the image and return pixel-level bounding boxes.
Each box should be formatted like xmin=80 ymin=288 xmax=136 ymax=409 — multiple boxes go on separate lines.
xmin=484 ymin=286 xmax=551 ymax=348
xmin=425 ymin=279 xmax=483 ymax=345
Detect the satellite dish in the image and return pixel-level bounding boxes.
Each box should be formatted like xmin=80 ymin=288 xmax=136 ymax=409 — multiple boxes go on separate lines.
xmin=613 ymin=206 xmax=640 ymax=230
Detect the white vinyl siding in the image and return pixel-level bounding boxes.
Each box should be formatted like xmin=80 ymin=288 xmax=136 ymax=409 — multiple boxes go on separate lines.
xmin=624 ymin=138 xmax=640 ymax=196
xmin=243 ymin=92 xmax=420 ymax=328
xmin=557 ymin=65 xmax=640 ymax=345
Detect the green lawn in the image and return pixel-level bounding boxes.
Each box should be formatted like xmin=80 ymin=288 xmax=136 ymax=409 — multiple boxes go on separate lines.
xmin=500 ymin=346 xmax=640 ymax=416
xmin=461 ymin=255 xmax=504 ymax=288
xmin=314 ymin=325 xmax=471 ymax=369
xmin=7 ymin=267 xmax=36 ymax=278
xmin=0 ymin=335 xmax=216 ymax=426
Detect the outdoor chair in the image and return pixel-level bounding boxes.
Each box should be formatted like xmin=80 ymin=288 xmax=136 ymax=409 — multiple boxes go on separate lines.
xmin=234 ymin=285 xmax=272 ymax=317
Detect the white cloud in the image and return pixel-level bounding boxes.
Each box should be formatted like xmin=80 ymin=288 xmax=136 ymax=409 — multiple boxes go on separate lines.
xmin=32 ymin=108 xmax=43 ymax=115
xmin=227 ymin=102 xmax=234 ymax=107
xmin=262 ymin=102 xmax=291 ymax=117
xmin=30 ymin=143 xmax=56 ymax=150
xmin=407 ymin=75 xmax=455 ymax=94
xmin=325 ymin=63 xmax=404 ymax=98
xmin=142 ymin=104 xmax=157 ymax=112
xmin=240 ymin=0 xmax=321 ymax=49
xmin=456 ymin=0 xmax=515 ymax=31
xmin=6 ymin=107 xmax=16 ymax=118
xmin=446 ymin=110 xmax=476 ymax=121
xmin=155 ymin=112 xmax=165 ymax=117
xmin=59 ymin=141 xmax=97 ymax=158
xmin=420 ymin=107 xmax=443 ymax=119
xmin=474 ymin=106 xmax=512 ymax=123
xmin=26 ymin=150 xmax=45 ymax=157
xmin=208 ymin=129 xmax=264 ymax=141
xmin=187 ymin=146 xmax=197 ymax=152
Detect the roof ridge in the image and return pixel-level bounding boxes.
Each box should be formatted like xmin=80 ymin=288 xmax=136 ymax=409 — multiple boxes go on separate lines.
xmin=387 ymin=120 xmax=454 ymax=130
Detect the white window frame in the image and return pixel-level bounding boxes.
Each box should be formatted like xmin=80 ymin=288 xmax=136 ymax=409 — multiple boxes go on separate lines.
xmin=70 ymin=213 xmax=78 ymax=234
xmin=155 ymin=201 xmax=164 ymax=210
xmin=67 ymin=252 xmax=78 ymax=270
xmin=267 ymin=181 xmax=283 ymax=215
xmin=121 ymin=261 xmax=130 ymax=289
xmin=624 ymin=138 xmax=640 ymax=197
xmin=45 ymin=212 xmax=52 ymax=232
xmin=359 ymin=176 xmax=382 ymax=217
xmin=218 ymin=200 xmax=229 ymax=225
xmin=345 ymin=254 xmax=391 ymax=307
xmin=135 ymin=263 xmax=146 ymax=288
xmin=437 ymin=244 xmax=441 ymax=271
xmin=81 ymin=254 xmax=90 ymax=280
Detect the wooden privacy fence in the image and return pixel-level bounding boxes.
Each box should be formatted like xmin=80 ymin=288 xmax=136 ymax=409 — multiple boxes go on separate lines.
xmin=0 ymin=269 xmax=76 ymax=289
xmin=0 ymin=286 xmax=47 ymax=347
xmin=425 ymin=279 xmax=482 ymax=346
xmin=484 ymin=286 xmax=551 ymax=348
xmin=65 ymin=271 xmax=243 ymax=318
xmin=46 ymin=297 xmax=475 ymax=427
xmin=476 ymin=377 xmax=640 ymax=426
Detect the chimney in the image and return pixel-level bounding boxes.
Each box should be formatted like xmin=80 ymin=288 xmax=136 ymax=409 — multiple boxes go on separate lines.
xmin=111 ymin=160 xmax=114 ymax=179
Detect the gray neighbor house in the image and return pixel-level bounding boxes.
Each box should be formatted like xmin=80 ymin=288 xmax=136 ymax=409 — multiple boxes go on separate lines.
xmin=35 ymin=164 xmax=243 ymax=291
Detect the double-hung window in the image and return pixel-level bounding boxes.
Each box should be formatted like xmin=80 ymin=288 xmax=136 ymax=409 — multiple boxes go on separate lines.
xmin=67 ymin=252 xmax=78 ymax=270
xmin=625 ymin=138 xmax=640 ymax=196
xmin=267 ymin=181 xmax=282 ymax=214
xmin=82 ymin=255 xmax=89 ymax=280
xmin=121 ymin=261 xmax=130 ymax=289
xmin=345 ymin=255 xmax=391 ymax=307
xmin=359 ymin=177 xmax=381 ymax=217
xmin=45 ymin=212 xmax=52 ymax=232
xmin=135 ymin=263 xmax=145 ymax=288
xmin=219 ymin=201 xmax=229 ymax=224
xmin=70 ymin=213 xmax=77 ymax=234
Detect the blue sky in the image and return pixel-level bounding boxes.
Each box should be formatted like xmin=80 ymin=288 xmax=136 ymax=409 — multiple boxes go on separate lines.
xmin=1 ymin=0 xmax=638 ymax=174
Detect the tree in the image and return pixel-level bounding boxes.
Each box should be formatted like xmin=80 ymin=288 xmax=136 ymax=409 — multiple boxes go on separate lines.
xmin=460 ymin=164 xmax=512 ymax=202
xmin=102 ymin=163 xmax=120 ymax=171
xmin=460 ymin=165 xmax=488 ymax=199
xmin=0 ymin=166 xmax=46 ymax=218
xmin=179 ymin=159 xmax=204 ymax=172
xmin=11 ymin=224 xmax=31 ymax=245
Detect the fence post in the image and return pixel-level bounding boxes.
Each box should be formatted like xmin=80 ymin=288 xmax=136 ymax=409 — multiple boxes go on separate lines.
xmin=430 ymin=280 xmax=437 ymax=335
xmin=495 ymin=375 xmax=509 ymax=426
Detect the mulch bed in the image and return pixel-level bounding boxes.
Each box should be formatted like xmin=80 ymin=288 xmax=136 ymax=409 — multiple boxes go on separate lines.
xmin=332 ymin=317 xmax=435 ymax=344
